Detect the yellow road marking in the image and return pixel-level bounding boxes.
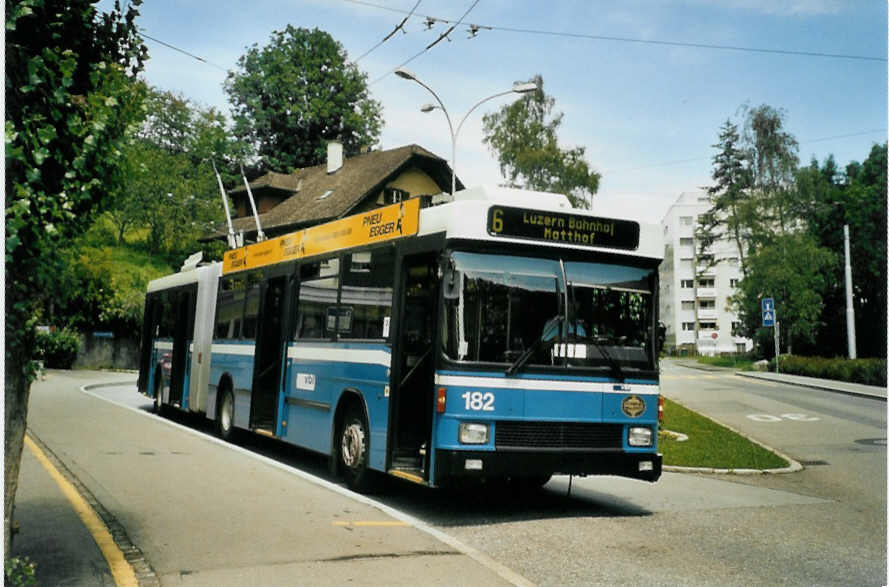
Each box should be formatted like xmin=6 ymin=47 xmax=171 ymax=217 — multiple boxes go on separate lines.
xmin=332 ymin=520 xmax=410 ymax=527
xmin=25 ymin=435 xmax=138 ymax=587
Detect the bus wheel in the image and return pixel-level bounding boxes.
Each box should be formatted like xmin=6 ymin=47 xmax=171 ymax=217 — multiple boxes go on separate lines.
xmin=216 ymin=387 xmax=235 ymax=442
xmin=513 ymin=474 xmax=552 ymax=490
xmin=153 ymin=370 xmax=165 ymax=416
xmin=338 ymin=406 xmax=375 ymax=493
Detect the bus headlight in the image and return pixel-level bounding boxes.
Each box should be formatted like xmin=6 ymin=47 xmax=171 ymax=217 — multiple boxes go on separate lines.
xmin=628 ymin=426 xmax=653 ymax=447
xmin=459 ymin=422 xmax=489 ymax=444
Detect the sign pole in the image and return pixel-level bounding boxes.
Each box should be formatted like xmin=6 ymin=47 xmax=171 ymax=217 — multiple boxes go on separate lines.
xmin=774 ymin=317 xmax=780 ymax=374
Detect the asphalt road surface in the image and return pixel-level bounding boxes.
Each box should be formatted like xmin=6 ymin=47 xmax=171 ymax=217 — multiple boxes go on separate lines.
xmin=22 ymin=365 xmax=887 ymax=585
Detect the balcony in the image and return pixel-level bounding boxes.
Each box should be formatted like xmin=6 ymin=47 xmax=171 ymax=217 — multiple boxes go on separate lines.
xmin=697 ymin=309 xmax=718 ymax=320
xmin=698 ymin=329 xmax=720 ymax=341
xmin=696 ymin=287 xmax=717 ymax=298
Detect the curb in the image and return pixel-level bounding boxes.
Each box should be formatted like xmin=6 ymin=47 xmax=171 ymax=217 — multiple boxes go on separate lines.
xmin=734 ymin=371 xmax=886 ymax=401
xmin=662 ymin=396 xmax=804 ymax=476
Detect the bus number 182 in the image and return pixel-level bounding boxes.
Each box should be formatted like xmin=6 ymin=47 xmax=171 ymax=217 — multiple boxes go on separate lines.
xmin=462 ymin=391 xmax=495 ymax=411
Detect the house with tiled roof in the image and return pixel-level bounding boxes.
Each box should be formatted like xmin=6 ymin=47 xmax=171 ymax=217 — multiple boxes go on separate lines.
xmin=207 ymin=143 xmax=462 ymax=242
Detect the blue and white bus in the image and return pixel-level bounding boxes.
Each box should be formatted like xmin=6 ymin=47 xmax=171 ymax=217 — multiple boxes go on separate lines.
xmin=138 ymin=186 xmax=664 ymax=491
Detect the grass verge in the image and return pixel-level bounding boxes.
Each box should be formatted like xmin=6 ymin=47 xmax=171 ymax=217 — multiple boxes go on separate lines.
xmin=660 ymin=397 xmax=789 ymax=470
xmin=695 ymin=355 xmax=756 ymax=371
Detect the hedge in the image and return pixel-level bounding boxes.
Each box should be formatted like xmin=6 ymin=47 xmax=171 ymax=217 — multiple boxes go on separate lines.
xmin=771 ymin=355 xmax=886 ymax=387
xmin=34 ymin=328 xmax=81 ymax=369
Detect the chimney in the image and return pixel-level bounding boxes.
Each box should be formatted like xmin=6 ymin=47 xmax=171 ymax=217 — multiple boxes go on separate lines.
xmin=327 ymin=141 xmax=343 ymax=174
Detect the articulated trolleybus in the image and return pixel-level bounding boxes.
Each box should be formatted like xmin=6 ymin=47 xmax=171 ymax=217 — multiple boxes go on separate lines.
xmin=138 ymin=186 xmax=664 ymax=491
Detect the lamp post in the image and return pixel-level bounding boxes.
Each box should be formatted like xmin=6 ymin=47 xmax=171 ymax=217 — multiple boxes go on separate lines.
xmin=394 ymin=67 xmax=537 ymax=195
xmin=822 ymin=201 xmax=857 ymax=359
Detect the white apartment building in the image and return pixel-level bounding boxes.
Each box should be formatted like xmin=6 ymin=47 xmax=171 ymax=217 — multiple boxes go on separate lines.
xmin=659 ymin=192 xmax=753 ymax=356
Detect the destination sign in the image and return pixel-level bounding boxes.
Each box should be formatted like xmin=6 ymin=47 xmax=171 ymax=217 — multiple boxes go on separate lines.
xmin=487 ymin=205 xmax=640 ymax=250
xmin=223 ymin=198 xmax=420 ymax=274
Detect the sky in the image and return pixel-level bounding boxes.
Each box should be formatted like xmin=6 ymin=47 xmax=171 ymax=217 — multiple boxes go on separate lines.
xmin=106 ymin=0 xmax=886 ymax=224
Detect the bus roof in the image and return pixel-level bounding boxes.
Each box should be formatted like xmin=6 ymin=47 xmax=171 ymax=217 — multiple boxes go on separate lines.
xmin=220 ymin=186 xmax=663 ymax=275
xmin=421 ymin=186 xmax=664 ymax=261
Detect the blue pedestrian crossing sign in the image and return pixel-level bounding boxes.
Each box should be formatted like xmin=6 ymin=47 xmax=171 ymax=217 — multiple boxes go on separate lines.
xmin=762 ymin=298 xmax=775 ymax=327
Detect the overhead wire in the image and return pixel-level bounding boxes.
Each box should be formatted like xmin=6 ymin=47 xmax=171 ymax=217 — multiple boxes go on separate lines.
xmin=352 ymin=0 xmax=422 ymax=64
xmin=341 ymin=0 xmax=886 ymax=63
xmin=139 ymin=31 xmax=229 ymax=72
xmin=369 ymin=0 xmax=481 ymax=85
xmin=616 ymin=128 xmax=887 ymax=174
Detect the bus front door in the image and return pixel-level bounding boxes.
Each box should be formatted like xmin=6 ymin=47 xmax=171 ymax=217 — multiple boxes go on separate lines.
xmin=390 ymin=253 xmax=438 ymax=480
xmin=251 ymin=275 xmax=287 ymax=434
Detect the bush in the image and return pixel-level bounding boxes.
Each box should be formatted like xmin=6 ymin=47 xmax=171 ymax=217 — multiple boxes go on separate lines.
xmin=771 ymin=355 xmax=887 ymax=386
xmin=34 ymin=328 xmax=81 ymax=369
xmin=5 ymin=557 xmax=37 ymax=587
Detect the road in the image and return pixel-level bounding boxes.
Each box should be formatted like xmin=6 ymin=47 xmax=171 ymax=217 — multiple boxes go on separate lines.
xmin=18 ymin=364 xmax=887 ymax=585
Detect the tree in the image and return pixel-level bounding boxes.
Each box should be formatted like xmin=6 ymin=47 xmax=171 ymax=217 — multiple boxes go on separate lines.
xmin=224 ymin=26 xmax=383 ymax=173
xmin=5 ymin=0 xmax=147 ymax=556
xmin=740 ymin=104 xmax=800 ymax=241
xmin=702 ymin=119 xmax=753 ymax=276
xmin=842 ymin=144 xmax=887 ymax=358
xmin=111 ymin=88 xmax=243 ymax=257
xmin=732 ymin=233 xmax=835 ymax=356
xmin=482 ymin=75 xmax=600 ymax=209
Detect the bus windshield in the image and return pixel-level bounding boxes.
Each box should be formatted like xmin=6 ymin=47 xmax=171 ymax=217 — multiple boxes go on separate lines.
xmin=441 ymin=251 xmax=657 ymax=375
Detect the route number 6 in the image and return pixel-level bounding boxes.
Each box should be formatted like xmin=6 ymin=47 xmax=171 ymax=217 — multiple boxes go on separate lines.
xmin=747 ymin=413 xmax=820 ymax=422
xmin=462 ymin=391 xmax=495 ymax=411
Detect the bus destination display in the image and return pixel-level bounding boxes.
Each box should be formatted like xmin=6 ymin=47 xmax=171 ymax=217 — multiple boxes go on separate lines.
xmin=487 ymin=205 xmax=640 ymax=250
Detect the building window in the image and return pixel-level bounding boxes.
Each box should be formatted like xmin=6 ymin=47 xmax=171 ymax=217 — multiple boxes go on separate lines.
xmin=681 ymin=279 xmax=694 ymax=288
xmin=699 ymin=300 xmax=715 ymax=309
xmin=681 ymin=301 xmax=695 ymax=310
xmin=682 ymin=322 xmax=695 ymax=331
xmin=732 ymin=321 xmax=741 ymax=335
xmin=680 ymin=237 xmax=693 ymax=246
xmin=697 ymin=278 xmax=715 ymax=288
xmin=680 ymin=216 xmax=694 ymax=226
xmin=699 ymin=322 xmax=717 ymax=330
xmin=380 ymin=187 xmax=408 ymax=205
xmin=730 ymin=278 xmax=740 ymax=288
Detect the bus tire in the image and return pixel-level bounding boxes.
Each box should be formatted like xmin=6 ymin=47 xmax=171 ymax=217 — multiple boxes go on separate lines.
xmin=337 ymin=405 xmax=376 ymax=493
xmin=153 ymin=368 xmax=165 ymax=416
xmin=513 ymin=474 xmax=552 ymax=490
xmin=216 ymin=385 xmax=235 ymax=442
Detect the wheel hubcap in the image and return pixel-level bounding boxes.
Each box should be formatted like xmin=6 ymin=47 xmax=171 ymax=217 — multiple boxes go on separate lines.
xmin=341 ymin=422 xmax=365 ymax=468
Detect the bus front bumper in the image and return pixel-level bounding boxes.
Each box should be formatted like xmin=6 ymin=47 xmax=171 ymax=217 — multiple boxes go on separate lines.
xmin=434 ymin=449 xmax=662 ymax=484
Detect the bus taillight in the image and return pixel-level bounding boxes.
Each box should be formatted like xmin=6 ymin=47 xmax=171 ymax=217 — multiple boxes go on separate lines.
xmin=658 ymin=396 xmax=664 ymax=423
xmin=436 ymin=388 xmax=447 ymax=413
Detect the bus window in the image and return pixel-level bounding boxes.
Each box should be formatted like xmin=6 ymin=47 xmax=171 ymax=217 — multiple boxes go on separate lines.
xmin=296 ymin=257 xmax=340 ymax=340
xmin=242 ymin=280 xmax=261 ymax=339
xmin=340 ymin=247 xmax=394 ymax=340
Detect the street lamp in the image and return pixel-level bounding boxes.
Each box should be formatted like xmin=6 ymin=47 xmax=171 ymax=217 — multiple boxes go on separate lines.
xmin=395 ymin=67 xmax=537 ymax=195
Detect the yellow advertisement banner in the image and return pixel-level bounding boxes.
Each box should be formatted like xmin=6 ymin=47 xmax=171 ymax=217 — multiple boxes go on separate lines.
xmin=222 ymin=198 xmax=420 ymax=274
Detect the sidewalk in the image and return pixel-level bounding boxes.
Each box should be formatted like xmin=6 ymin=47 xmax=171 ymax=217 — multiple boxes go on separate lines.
xmin=735 ymin=370 xmax=887 ymax=400
xmin=12 ymin=442 xmax=115 ymax=586
xmin=672 ymin=358 xmax=886 ymax=401
xmin=14 ymin=371 xmax=522 ymax=587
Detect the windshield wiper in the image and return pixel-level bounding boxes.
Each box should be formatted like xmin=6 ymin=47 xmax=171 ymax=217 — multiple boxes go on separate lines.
xmin=587 ymin=335 xmax=624 ymax=381
xmin=506 ymin=315 xmax=563 ymax=376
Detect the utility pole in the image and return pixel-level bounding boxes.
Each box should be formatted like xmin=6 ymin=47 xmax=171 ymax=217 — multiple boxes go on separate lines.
xmin=843 ymin=224 xmax=857 ymax=359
